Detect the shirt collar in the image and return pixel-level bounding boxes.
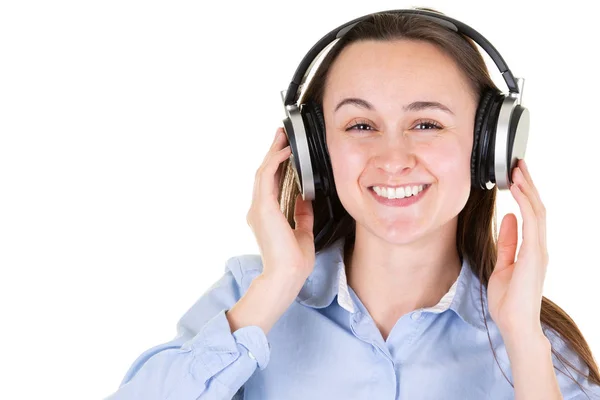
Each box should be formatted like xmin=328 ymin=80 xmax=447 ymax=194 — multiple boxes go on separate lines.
xmin=295 ymin=236 xmax=488 ymax=332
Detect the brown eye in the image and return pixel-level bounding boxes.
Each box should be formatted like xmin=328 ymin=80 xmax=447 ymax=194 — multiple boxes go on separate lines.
xmin=414 ymin=119 xmax=442 ymax=130
xmin=347 ymin=123 xmax=374 ymax=131
xmin=345 ymin=119 xmax=375 ymax=132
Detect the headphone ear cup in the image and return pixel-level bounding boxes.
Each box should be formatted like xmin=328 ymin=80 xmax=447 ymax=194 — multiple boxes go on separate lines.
xmin=472 ymin=89 xmax=499 ymax=189
xmin=503 ymin=103 xmax=529 ymax=187
xmin=480 ymin=93 xmax=505 ymax=189
xmin=301 ymin=100 xmax=335 ymax=196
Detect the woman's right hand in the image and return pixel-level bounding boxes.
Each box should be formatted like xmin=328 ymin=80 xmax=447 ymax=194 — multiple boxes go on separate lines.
xmin=246 ymin=127 xmax=316 ymax=286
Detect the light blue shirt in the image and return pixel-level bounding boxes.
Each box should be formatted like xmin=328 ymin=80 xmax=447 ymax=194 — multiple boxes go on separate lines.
xmin=106 ymin=236 xmax=600 ymax=399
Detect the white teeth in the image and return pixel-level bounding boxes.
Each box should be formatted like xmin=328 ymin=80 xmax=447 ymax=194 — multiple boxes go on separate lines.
xmin=373 ymin=184 xmax=426 ymax=199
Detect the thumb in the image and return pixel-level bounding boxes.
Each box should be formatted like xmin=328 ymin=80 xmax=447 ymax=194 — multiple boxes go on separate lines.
xmin=293 ymin=193 xmax=314 ymax=236
xmin=496 ymin=213 xmax=518 ymax=272
xmin=293 ymin=193 xmax=315 ymax=261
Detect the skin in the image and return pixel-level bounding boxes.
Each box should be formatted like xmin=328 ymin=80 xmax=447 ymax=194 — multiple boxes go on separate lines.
xmin=321 ymin=39 xmax=479 ymax=340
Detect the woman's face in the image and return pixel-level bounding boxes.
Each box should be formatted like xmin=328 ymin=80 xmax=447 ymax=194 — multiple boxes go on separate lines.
xmin=322 ymin=39 xmax=479 ymax=244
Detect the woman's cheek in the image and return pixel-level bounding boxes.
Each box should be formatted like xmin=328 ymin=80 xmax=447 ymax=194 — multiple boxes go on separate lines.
xmin=330 ymin=143 xmax=366 ymax=182
xmin=426 ymin=142 xmax=471 ymax=182
xmin=327 ymin=143 xmax=372 ymax=202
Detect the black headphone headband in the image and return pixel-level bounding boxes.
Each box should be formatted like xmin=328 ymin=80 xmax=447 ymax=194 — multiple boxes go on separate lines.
xmin=283 ymin=8 xmax=519 ymax=106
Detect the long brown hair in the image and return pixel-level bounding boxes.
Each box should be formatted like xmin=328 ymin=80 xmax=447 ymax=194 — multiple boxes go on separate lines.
xmin=277 ymin=7 xmax=600 ymax=395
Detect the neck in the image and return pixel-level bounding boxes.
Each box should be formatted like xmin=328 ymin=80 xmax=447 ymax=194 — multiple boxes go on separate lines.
xmin=344 ymin=219 xmax=462 ymax=332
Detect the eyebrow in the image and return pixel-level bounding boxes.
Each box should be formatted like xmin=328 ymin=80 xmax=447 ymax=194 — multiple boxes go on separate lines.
xmin=334 ymin=97 xmax=455 ymax=116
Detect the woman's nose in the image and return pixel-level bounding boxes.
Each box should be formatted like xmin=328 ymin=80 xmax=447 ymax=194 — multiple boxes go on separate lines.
xmin=374 ymin=135 xmax=417 ymax=173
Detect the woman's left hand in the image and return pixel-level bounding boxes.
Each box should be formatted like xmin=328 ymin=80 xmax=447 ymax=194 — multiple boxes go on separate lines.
xmin=487 ymin=159 xmax=549 ymax=341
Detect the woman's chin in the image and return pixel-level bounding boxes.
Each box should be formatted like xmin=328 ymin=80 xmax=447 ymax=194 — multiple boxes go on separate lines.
xmin=359 ymin=217 xmax=430 ymax=244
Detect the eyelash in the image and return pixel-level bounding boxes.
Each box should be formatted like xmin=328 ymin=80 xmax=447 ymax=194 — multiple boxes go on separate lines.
xmin=346 ymin=119 xmax=442 ymax=132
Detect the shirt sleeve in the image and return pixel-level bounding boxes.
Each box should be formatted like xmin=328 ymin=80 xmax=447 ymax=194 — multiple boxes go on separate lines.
xmin=544 ymin=326 xmax=600 ymax=400
xmin=104 ymin=256 xmax=271 ymax=400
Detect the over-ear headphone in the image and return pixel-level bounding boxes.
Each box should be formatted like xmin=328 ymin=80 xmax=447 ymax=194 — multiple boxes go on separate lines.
xmin=280 ymin=8 xmax=529 ymax=245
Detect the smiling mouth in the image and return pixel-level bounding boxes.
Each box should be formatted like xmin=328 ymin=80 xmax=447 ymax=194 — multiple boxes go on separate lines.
xmin=369 ymin=184 xmax=431 ymax=199
xmin=368 ymin=184 xmax=431 ymax=207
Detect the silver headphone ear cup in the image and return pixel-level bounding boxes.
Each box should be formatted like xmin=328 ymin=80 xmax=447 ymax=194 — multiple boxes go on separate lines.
xmin=507 ymin=105 xmax=529 ymax=183
xmin=282 ymin=103 xmax=316 ymax=201
xmin=494 ymin=97 xmax=530 ymax=189
xmin=281 ymin=116 xmax=302 ymax=197
xmin=283 ymin=105 xmax=315 ymax=200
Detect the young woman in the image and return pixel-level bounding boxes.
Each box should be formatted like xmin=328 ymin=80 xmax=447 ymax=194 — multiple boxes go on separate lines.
xmin=106 ymin=8 xmax=600 ymax=400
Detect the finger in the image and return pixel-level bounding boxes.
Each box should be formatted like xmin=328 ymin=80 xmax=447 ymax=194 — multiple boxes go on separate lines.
xmin=254 ymin=128 xmax=288 ymax=191
xmin=255 ymin=145 xmax=292 ymax=204
xmin=520 ymin=160 xmax=548 ymax=254
xmin=516 ymin=159 xmax=538 ymax=196
xmin=513 ymin=167 xmax=547 ymax=251
xmin=511 ymin=183 xmax=547 ymax=295
xmin=259 ymin=127 xmax=286 ymax=163
xmin=496 ymin=213 xmax=518 ymax=271
xmin=510 ymin=180 xmax=540 ymax=256
xmin=271 ymin=127 xmax=288 ymax=149
xmin=293 ymin=192 xmax=314 ymax=234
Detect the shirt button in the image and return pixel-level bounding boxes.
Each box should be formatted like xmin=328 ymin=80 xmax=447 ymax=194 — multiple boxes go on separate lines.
xmin=248 ymin=350 xmax=256 ymax=360
xmin=411 ymin=311 xmax=422 ymax=320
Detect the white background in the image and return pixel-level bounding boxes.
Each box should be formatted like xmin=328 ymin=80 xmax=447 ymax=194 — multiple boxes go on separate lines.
xmin=1 ymin=1 xmax=598 ymax=399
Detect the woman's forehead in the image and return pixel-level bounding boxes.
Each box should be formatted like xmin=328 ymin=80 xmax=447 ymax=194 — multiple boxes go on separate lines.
xmin=324 ymin=40 xmax=473 ymax=106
